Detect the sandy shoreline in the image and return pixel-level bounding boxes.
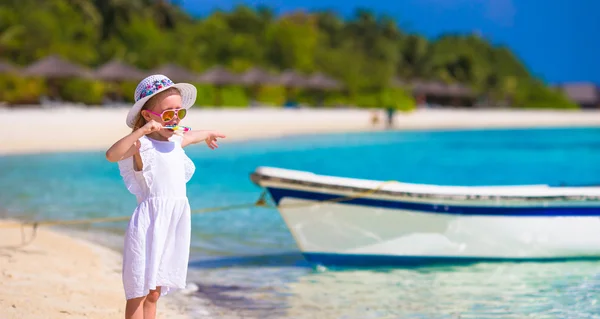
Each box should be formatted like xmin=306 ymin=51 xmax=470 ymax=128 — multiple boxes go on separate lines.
xmin=3 ymin=106 xmax=600 ymax=318
xmin=0 ymin=220 xmax=190 ymax=319
xmin=3 ymin=106 xmax=600 ymax=155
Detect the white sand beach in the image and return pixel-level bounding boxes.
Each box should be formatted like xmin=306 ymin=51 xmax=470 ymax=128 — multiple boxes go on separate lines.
xmin=3 ymin=106 xmax=600 ymax=318
xmin=2 ymin=106 xmax=600 ymax=155
xmin=0 ymin=220 xmax=190 ymax=319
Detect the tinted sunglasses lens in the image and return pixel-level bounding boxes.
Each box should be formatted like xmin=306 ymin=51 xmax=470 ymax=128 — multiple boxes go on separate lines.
xmin=162 ymin=110 xmax=175 ymax=121
xmin=177 ymin=109 xmax=187 ymax=119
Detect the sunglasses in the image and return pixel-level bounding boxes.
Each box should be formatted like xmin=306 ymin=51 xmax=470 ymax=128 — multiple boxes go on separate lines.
xmin=145 ymin=108 xmax=187 ymax=122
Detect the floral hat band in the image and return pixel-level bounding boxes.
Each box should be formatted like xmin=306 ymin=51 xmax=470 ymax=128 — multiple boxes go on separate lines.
xmin=126 ymin=74 xmax=197 ymax=128
xmin=136 ymin=78 xmax=174 ymax=101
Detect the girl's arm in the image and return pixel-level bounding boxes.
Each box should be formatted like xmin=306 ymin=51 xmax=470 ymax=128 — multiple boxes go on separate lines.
xmin=182 ymin=130 xmax=226 ymax=149
xmin=105 ymin=120 xmax=162 ymax=162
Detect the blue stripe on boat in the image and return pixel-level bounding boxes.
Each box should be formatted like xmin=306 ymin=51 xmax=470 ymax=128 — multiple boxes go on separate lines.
xmin=267 ymin=187 xmax=600 ymax=216
xmin=303 ymin=252 xmax=600 ymax=268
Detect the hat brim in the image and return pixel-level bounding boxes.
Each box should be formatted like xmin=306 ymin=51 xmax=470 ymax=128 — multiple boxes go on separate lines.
xmin=126 ymin=83 xmax=197 ymax=128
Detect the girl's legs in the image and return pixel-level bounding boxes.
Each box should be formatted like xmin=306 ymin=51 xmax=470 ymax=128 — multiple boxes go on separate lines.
xmin=143 ymin=287 xmax=162 ymax=319
xmin=124 ymin=287 xmax=161 ymax=319
xmin=125 ymin=296 xmax=145 ymax=319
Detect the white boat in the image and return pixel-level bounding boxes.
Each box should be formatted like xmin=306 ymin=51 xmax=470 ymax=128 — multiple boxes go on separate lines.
xmin=250 ymin=166 xmax=600 ymax=267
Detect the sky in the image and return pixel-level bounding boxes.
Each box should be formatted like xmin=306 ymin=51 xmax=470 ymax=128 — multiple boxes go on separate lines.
xmin=182 ymin=0 xmax=599 ymax=85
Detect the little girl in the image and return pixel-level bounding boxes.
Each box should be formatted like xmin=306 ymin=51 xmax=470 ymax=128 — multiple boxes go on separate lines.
xmin=105 ymin=74 xmax=225 ymax=319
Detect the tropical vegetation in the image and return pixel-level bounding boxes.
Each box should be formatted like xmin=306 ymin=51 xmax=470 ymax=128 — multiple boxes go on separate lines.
xmin=0 ymin=0 xmax=578 ymax=109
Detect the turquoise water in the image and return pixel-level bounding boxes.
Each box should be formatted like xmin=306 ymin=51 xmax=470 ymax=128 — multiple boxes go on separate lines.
xmin=3 ymin=126 xmax=600 ymax=318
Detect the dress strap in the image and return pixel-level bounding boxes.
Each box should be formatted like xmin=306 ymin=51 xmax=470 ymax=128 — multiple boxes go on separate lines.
xmin=138 ymin=135 xmax=154 ymax=152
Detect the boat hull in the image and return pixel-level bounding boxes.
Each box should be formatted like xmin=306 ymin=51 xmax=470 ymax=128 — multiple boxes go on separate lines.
xmin=251 ymin=167 xmax=600 ymax=267
xmin=301 ymin=253 xmax=600 ymax=268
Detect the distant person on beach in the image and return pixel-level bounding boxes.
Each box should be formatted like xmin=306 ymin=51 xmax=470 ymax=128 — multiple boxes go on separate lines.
xmin=105 ymin=74 xmax=226 ymax=319
xmin=386 ymin=106 xmax=395 ymax=129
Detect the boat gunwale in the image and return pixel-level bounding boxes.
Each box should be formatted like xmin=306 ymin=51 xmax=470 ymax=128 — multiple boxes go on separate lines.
xmin=250 ymin=172 xmax=600 ymax=203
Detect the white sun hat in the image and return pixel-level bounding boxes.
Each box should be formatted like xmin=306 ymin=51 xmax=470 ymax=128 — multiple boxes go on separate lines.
xmin=126 ymin=74 xmax=197 ymax=128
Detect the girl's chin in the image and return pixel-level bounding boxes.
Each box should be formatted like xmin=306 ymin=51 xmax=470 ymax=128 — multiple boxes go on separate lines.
xmin=159 ymin=130 xmax=174 ymax=138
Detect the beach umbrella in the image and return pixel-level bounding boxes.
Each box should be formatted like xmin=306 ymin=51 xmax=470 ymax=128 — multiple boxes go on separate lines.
xmin=304 ymin=72 xmax=343 ymax=106
xmin=23 ymin=55 xmax=92 ymax=79
xmin=239 ymin=67 xmax=278 ymax=86
xmin=305 ymin=72 xmax=342 ymax=90
xmin=95 ymin=59 xmax=148 ymax=103
xmin=238 ymin=67 xmax=279 ymax=106
xmin=22 ymin=55 xmax=93 ymax=103
xmin=197 ymin=66 xmax=242 ymax=107
xmin=95 ymin=59 xmax=147 ymax=81
xmin=197 ymin=65 xmax=241 ymax=86
xmin=275 ymin=70 xmax=310 ymax=107
xmin=151 ymin=63 xmax=199 ymax=82
xmin=276 ymin=69 xmax=309 ymax=88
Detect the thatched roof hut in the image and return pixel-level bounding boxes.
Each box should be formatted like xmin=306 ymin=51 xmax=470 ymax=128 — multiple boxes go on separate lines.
xmin=277 ymin=69 xmax=309 ymax=88
xmin=394 ymin=78 xmax=472 ymax=97
xmin=239 ymin=67 xmax=277 ymax=86
xmin=445 ymin=83 xmax=474 ymax=97
xmin=151 ymin=63 xmax=199 ymax=82
xmin=412 ymin=80 xmax=449 ymax=96
xmin=23 ymin=55 xmax=91 ymax=78
xmin=198 ymin=66 xmax=240 ymax=86
xmin=306 ymin=72 xmax=342 ymax=90
xmin=558 ymin=82 xmax=599 ymax=107
xmin=95 ymin=59 xmax=147 ymax=81
xmin=393 ymin=78 xmax=477 ymax=106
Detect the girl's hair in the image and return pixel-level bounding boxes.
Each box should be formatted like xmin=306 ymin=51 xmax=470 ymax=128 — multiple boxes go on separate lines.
xmin=132 ymin=87 xmax=181 ymax=132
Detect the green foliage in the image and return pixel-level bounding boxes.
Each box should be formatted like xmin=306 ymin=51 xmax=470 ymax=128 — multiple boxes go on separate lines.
xmin=513 ymin=80 xmax=579 ymax=109
xmin=323 ymin=93 xmax=350 ymax=107
xmin=266 ymin=13 xmax=319 ymax=72
xmin=0 ymin=0 xmax=577 ymax=109
xmin=194 ymin=85 xmax=250 ymax=107
xmin=194 ymin=84 xmax=216 ymax=106
xmin=353 ymin=91 xmax=380 ymax=109
xmin=118 ymin=81 xmax=138 ymax=103
xmin=0 ymin=74 xmax=46 ymax=104
xmin=380 ymin=88 xmax=416 ymax=111
xmin=1 ymin=0 xmax=99 ymax=65
xmin=220 ymin=86 xmax=249 ymax=107
xmin=351 ymin=88 xmax=416 ymax=110
xmin=255 ymin=85 xmax=286 ymax=106
xmin=59 ymin=79 xmax=106 ymax=105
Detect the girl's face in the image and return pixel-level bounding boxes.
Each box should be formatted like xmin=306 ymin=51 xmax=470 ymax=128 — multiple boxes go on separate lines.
xmin=143 ymin=93 xmax=184 ymax=139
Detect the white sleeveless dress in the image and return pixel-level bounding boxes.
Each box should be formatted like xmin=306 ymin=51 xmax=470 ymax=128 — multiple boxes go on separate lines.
xmin=117 ymin=134 xmax=196 ymax=300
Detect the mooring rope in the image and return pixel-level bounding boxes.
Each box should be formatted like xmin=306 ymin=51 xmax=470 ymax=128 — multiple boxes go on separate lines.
xmin=0 ymin=181 xmax=398 ymax=246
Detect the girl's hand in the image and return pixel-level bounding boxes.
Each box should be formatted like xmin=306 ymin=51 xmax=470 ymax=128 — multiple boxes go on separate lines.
xmin=141 ymin=120 xmax=163 ymax=135
xmin=205 ymin=131 xmax=226 ymax=150
xmin=181 ymin=129 xmax=226 ymax=148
